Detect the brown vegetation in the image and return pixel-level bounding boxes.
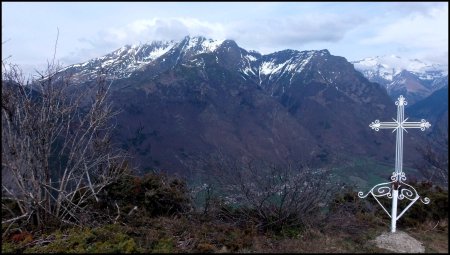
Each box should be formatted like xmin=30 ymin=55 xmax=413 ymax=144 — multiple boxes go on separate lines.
xmin=2 ymin=58 xmax=127 ymax=232
xmin=2 ymin=169 xmax=447 ymax=253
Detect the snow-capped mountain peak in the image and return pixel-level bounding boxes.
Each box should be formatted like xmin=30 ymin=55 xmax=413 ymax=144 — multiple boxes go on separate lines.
xmin=352 ymin=55 xmax=448 ymax=105
xmin=352 ymin=55 xmax=447 ymax=81
xmin=185 ymin=36 xmax=224 ymax=53
xmin=172 ymin=36 xmax=225 ymax=58
xmin=61 ymin=40 xmax=177 ymax=80
xmin=62 ymin=36 xmax=228 ymax=80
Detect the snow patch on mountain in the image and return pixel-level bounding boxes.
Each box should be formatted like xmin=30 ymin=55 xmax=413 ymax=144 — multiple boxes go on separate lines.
xmin=147 ymin=42 xmax=176 ymax=60
xmin=246 ymin=55 xmax=257 ymax=62
xmin=183 ymin=36 xmax=224 ymax=54
xmin=200 ymin=38 xmax=224 ymax=52
xmin=260 ymin=61 xmax=284 ymax=76
xmin=259 ymin=50 xmax=316 ymax=81
xmin=61 ymin=40 xmax=177 ymax=80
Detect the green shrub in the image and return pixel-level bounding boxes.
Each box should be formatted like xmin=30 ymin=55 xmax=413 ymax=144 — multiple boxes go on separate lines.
xmin=189 ymin=219 xmax=254 ymax=252
xmin=399 ymin=181 xmax=448 ymax=227
xmin=279 ymin=226 xmax=304 ymax=238
xmin=23 ymin=224 xmax=141 ymax=253
xmin=2 ymin=241 xmax=20 ymax=253
xmin=96 ymin=172 xmax=191 ymax=221
xmin=152 ymin=238 xmax=174 ymax=253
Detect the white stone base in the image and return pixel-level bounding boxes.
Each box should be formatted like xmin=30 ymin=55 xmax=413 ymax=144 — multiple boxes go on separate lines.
xmin=374 ymin=231 xmax=425 ymax=253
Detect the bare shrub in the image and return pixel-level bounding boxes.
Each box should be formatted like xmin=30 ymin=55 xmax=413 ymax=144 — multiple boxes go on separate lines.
xmin=2 ymin=58 xmax=126 ymax=232
xmin=190 ymin=153 xmax=339 ymax=232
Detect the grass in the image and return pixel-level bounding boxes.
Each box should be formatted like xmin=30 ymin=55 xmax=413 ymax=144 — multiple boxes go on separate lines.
xmin=406 ymin=219 xmax=449 ymax=253
xmin=2 ymin=215 xmax=447 ymax=253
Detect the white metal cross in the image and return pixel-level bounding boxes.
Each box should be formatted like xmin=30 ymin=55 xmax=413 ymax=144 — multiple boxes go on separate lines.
xmin=358 ymin=95 xmax=431 ymax=233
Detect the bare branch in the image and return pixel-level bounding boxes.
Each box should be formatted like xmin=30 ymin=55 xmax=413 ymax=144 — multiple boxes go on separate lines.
xmin=2 ymin=213 xmax=28 ymax=224
xmin=2 ymin=48 xmax=127 ymax=231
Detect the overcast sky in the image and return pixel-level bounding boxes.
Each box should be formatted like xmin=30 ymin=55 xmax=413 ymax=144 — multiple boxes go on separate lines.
xmin=2 ymin=2 xmax=448 ymax=76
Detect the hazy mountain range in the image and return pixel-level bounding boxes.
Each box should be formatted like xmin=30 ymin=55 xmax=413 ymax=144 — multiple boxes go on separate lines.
xmin=352 ymin=55 xmax=448 ymax=105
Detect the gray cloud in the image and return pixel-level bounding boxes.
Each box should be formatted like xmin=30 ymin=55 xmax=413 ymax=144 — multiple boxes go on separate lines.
xmin=63 ymin=13 xmax=366 ymax=64
xmin=61 ymin=17 xmax=226 ymax=64
xmin=59 ymin=5 xmax=446 ymax=67
xmin=227 ymin=14 xmax=366 ymax=52
xmin=388 ymin=2 xmax=447 ymax=17
xmin=153 ymin=19 xmax=191 ymax=40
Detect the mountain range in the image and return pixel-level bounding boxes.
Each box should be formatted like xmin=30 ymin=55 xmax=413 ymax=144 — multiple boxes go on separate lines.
xmin=57 ymin=36 xmax=445 ymax=177
xmin=352 ymin=55 xmax=448 ymax=105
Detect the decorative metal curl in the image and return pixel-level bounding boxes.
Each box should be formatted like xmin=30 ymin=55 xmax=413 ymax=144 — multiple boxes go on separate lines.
xmin=358 ymin=182 xmax=392 ymax=199
xmin=369 ymin=119 xmax=381 ymax=131
xmin=421 ymin=197 xmax=430 ymax=204
xmin=358 ymin=172 xmax=430 ymax=219
xmin=395 ymin=95 xmax=407 ymax=106
xmin=390 ymin=172 xmax=397 ymax=181
xmin=358 ymin=181 xmax=395 ymax=218
xmin=397 ymin=180 xmax=429 ymax=204
xmin=398 ymin=188 xmax=414 ymax=200
xmin=390 ymin=171 xmax=406 ymax=182
xmin=420 ymin=119 xmax=431 ymax=131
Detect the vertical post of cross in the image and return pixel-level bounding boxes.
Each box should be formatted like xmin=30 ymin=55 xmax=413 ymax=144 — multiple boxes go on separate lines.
xmin=391 ymin=95 xmax=406 ymax=233
xmin=391 ymin=181 xmax=399 ymax=232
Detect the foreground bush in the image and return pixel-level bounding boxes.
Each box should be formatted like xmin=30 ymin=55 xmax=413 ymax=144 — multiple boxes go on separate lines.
xmin=2 ymin=62 xmax=127 ymax=230
xmin=399 ymin=181 xmax=448 ymax=228
xmin=95 ymin=171 xmax=191 ymax=222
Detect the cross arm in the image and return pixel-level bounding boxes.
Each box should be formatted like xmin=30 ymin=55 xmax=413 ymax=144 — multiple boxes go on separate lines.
xmin=401 ymin=119 xmax=431 ymax=131
xmin=370 ymin=120 xmax=398 ymax=131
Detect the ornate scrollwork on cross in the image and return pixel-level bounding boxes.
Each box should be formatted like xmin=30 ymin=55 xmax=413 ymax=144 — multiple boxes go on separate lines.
xmin=370 ymin=120 xmax=381 ymax=131
xmin=358 ymin=172 xmax=430 ymax=220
